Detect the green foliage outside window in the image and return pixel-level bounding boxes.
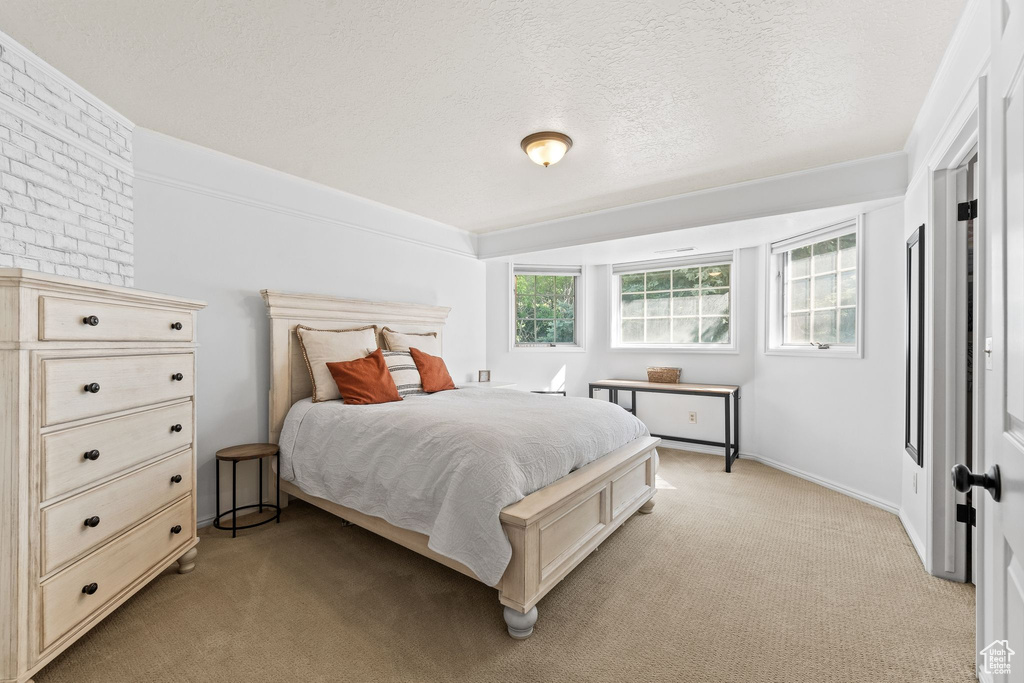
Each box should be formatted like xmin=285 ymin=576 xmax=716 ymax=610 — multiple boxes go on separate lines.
xmin=515 ymin=274 xmax=576 ymax=345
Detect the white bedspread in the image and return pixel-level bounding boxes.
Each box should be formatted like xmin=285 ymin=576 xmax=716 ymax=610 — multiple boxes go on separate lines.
xmin=279 ymin=388 xmax=649 ymax=586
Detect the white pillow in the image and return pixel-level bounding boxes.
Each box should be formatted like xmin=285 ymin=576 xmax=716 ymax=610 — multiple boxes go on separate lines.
xmin=296 ymin=325 xmax=378 ymax=402
xmin=382 ymin=351 xmax=425 ymax=398
xmin=381 ymin=327 xmax=441 ymax=355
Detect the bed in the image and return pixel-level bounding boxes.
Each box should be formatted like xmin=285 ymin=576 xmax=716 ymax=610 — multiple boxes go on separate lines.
xmin=261 ymin=290 xmax=660 ymax=638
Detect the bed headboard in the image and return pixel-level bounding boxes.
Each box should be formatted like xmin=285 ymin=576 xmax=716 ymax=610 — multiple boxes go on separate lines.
xmin=261 ymin=290 xmax=451 ymax=443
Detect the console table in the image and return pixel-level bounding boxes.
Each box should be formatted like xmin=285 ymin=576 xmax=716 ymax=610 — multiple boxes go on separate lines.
xmin=588 ymin=379 xmax=741 ymax=472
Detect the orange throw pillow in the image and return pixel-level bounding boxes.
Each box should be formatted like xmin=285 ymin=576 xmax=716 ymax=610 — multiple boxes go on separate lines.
xmin=409 ymin=347 xmax=456 ymax=393
xmin=326 ymin=349 xmax=402 ymax=405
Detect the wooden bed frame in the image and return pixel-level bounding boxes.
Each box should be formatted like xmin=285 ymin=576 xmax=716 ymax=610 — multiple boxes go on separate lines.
xmin=261 ymin=290 xmax=659 ymax=638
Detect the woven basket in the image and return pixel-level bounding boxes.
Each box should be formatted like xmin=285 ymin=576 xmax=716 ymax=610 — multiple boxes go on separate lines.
xmin=647 ymin=367 xmax=681 ymax=383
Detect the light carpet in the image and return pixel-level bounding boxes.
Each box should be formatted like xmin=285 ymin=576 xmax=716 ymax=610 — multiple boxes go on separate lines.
xmin=35 ymin=449 xmax=975 ymax=682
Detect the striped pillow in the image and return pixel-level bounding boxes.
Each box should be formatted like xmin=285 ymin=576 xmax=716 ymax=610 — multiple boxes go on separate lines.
xmin=383 ymin=351 xmax=425 ymax=398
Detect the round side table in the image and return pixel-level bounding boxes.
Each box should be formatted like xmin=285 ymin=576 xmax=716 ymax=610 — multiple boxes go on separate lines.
xmin=214 ymin=443 xmax=281 ymax=537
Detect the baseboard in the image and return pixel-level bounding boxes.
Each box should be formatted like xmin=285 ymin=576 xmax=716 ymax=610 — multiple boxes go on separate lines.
xmin=658 ymin=439 xmax=900 ymax=515
xmin=977 ymin=665 xmax=992 ymax=683
xmin=898 ymin=507 xmax=928 ymax=566
xmin=746 ymin=453 xmax=900 ymax=515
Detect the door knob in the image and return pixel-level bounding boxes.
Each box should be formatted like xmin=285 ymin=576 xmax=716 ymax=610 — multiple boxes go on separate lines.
xmin=951 ymin=464 xmax=1001 ymax=502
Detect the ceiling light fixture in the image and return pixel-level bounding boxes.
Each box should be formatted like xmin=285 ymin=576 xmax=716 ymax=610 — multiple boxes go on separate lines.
xmin=521 ymin=131 xmax=573 ymax=167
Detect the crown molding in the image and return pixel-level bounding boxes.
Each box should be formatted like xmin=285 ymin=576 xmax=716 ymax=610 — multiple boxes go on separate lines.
xmin=477 ymin=151 xmax=908 ymax=259
xmin=0 ymin=29 xmax=134 ymax=131
xmin=134 ymin=128 xmax=478 ymax=259
xmin=0 ymin=29 xmax=134 ymax=174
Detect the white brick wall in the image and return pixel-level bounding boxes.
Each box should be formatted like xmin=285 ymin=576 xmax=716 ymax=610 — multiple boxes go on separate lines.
xmin=0 ymin=31 xmax=134 ymax=285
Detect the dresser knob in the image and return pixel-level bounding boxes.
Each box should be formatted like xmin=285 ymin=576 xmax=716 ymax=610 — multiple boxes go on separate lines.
xmin=82 ymin=315 xmax=100 ymax=326
xmin=170 ymin=525 xmax=182 ymax=534
xmin=171 ymin=424 xmax=183 ymax=433
xmin=82 ymin=583 xmax=98 ymax=595
xmin=84 ymin=516 xmax=100 ymax=528
xmin=83 ymin=449 xmax=100 ymax=461
xmin=171 ymin=322 xmax=183 ymax=330
xmin=171 ymin=373 xmax=184 ymax=381
xmin=170 ymin=474 xmax=183 ymax=484
xmin=84 ymin=383 xmax=101 ymax=394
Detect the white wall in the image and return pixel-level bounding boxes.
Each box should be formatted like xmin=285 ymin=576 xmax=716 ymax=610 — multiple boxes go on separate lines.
xmin=132 ymin=129 xmax=486 ymax=525
xmin=900 ymin=171 xmax=934 ymax=565
xmin=752 ymin=203 xmax=904 ymax=510
xmin=898 ymin=0 xmax=990 ymax=574
xmin=485 ymin=250 xmax=757 ymax=449
xmin=0 ymin=30 xmax=134 ymax=283
xmin=485 ymin=202 xmax=905 ymax=511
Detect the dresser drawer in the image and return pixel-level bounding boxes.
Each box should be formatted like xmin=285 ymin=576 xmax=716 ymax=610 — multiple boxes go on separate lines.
xmin=41 ymin=496 xmax=192 ymax=648
xmin=42 ymin=402 xmax=194 ymax=501
xmin=41 ymin=449 xmax=193 ymax=575
xmin=39 ymin=296 xmax=194 ymax=342
xmin=42 ymin=353 xmax=194 ymax=426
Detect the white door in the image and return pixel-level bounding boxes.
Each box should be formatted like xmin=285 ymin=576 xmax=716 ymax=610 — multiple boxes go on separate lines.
xmin=978 ymin=1 xmax=1024 ymax=680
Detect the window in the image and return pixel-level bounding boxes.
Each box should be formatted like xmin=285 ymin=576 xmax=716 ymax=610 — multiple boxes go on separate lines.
xmin=767 ymin=218 xmax=862 ymax=356
xmin=512 ymin=265 xmax=582 ymax=348
xmin=611 ymin=252 xmax=735 ymax=349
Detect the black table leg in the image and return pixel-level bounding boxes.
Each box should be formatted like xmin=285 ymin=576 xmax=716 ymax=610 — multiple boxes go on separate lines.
xmin=276 ymin=453 xmax=281 ymax=523
xmin=724 ymin=395 xmax=732 ymax=473
xmin=734 ymin=391 xmax=740 ymax=460
xmin=631 ymin=390 xmax=637 ymax=416
xmin=232 ymin=460 xmax=237 ymax=538
xmin=215 ymin=458 xmax=220 ymax=528
xmin=258 ymin=457 xmax=263 ymax=514
xmin=589 ymin=385 xmax=594 ymax=399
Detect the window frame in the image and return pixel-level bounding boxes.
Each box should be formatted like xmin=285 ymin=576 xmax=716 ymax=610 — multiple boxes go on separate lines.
xmin=765 ymin=216 xmax=864 ymax=358
xmin=509 ymin=264 xmax=586 ymax=352
xmin=609 ymin=251 xmax=739 ymax=354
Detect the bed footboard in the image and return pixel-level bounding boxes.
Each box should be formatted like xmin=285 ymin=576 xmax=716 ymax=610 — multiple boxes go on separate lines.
xmin=497 ymin=436 xmax=660 ymax=626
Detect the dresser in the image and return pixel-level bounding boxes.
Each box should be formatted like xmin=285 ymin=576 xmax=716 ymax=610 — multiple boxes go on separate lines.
xmin=0 ymin=270 xmax=206 ymax=683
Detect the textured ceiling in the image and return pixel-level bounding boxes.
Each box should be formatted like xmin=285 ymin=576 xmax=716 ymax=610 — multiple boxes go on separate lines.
xmin=0 ymin=1 xmax=964 ymax=233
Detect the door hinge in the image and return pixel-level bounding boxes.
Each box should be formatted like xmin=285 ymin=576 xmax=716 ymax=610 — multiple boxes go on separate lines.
xmin=956 ymin=502 xmax=976 ymax=527
xmin=957 ymin=199 xmax=978 ymax=221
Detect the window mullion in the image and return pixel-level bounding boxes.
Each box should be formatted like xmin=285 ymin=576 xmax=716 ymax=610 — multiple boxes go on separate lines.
xmin=615 ymin=261 xmax=731 ymax=348
xmin=772 ymin=227 xmax=858 ymax=352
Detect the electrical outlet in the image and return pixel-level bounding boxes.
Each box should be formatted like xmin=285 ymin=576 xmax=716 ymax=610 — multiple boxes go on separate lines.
xmin=689 ymin=411 xmax=697 ymax=424
xmin=912 ymin=472 xmax=918 ymax=493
